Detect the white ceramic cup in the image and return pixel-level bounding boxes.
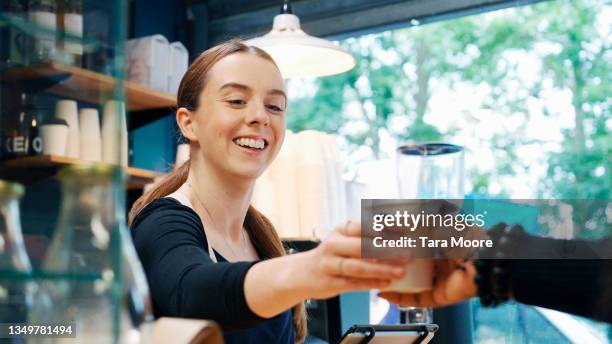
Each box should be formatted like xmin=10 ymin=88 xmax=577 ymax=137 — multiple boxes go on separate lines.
xmin=54 ymin=100 xmax=80 ymax=159
xmin=78 ymin=108 xmax=102 ymax=162
xmin=40 ymin=124 xmax=69 ymax=156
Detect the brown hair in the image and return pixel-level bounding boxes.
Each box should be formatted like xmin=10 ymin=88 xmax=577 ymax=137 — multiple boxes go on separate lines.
xmin=128 ymin=39 xmax=307 ymax=343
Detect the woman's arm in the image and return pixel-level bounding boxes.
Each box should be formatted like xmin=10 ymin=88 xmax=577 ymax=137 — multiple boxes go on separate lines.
xmin=244 ymin=221 xmax=406 ymax=318
xmin=133 ymin=201 xmax=405 ymax=327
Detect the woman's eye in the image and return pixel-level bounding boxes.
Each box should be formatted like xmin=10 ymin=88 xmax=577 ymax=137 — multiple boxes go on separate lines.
xmin=227 ymin=99 xmax=246 ymax=106
xmin=266 ymin=104 xmax=284 ymax=112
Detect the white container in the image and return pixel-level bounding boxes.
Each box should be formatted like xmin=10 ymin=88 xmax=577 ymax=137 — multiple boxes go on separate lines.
xmin=167 ymin=42 xmax=189 ymax=95
xmin=40 ymin=123 xmax=68 ymax=156
xmin=64 ymin=12 xmax=83 ymax=63
xmin=29 ymin=10 xmax=57 ymax=62
xmin=101 ymin=100 xmax=128 ymax=167
xmin=78 ymin=108 xmax=102 ymax=162
xmin=54 ymin=100 xmax=79 ymax=159
xmin=125 ymin=35 xmax=170 ymax=92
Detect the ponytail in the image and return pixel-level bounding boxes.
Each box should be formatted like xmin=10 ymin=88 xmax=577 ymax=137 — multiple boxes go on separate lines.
xmin=245 ymin=207 xmax=308 ymax=343
xmin=128 ymin=160 xmax=190 ymax=226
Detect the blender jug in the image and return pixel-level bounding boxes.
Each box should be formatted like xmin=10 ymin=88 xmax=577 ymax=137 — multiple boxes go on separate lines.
xmin=395 ymin=143 xmax=465 ymax=324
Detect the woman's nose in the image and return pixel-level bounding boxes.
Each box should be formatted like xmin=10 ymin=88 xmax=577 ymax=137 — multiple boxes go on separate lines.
xmin=245 ymin=104 xmax=270 ymax=126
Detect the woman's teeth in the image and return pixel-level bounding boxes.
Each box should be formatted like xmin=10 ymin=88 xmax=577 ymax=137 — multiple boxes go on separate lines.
xmin=234 ymin=138 xmax=265 ymax=150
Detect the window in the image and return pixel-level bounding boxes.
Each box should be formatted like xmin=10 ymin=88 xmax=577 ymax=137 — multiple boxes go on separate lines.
xmin=287 ymin=0 xmax=611 ymax=342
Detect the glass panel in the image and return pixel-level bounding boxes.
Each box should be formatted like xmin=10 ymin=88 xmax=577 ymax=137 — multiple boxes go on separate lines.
xmin=0 ymin=0 xmax=143 ymax=342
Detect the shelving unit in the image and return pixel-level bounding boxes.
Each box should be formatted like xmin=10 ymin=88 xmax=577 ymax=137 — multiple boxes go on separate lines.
xmin=4 ymin=63 xmax=176 ymax=112
xmin=1 ymin=64 xmax=171 ymax=188
xmin=0 ymin=155 xmax=160 ymax=189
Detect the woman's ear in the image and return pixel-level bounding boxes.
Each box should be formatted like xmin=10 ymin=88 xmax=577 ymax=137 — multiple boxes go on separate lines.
xmin=176 ymin=107 xmax=198 ymax=142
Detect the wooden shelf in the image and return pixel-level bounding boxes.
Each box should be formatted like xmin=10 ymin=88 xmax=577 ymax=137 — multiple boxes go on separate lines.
xmin=4 ymin=63 xmax=176 ymax=112
xmin=0 ymin=155 xmax=160 ymax=189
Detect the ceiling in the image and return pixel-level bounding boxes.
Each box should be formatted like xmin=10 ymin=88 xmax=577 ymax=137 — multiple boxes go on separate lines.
xmin=188 ymin=0 xmax=545 ymax=45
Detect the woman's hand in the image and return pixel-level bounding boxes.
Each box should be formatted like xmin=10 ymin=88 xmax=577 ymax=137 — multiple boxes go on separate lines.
xmin=244 ymin=221 xmax=406 ymax=318
xmin=378 ymin=259 xmax=478 ymax=308
xmin=294 ymin=221 xmax=406 ymax=300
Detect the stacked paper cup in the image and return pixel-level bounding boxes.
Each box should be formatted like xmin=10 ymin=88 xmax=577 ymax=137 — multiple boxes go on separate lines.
xmin=78 ymin=108 xmax=102 ymax=162
xmin=296 ymin=130 xmax=329 ymax=237
xmin=268 ymin=130 xmax=301 ymax=238
xmin=54 ymin=100 xmax=80 ymax=158
xmin=101 ymin=100 xmax=128 ymax=167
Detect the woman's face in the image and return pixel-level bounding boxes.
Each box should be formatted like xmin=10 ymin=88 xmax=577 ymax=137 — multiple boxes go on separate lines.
xmin=190 ymin=53 xmax=286 ymax=180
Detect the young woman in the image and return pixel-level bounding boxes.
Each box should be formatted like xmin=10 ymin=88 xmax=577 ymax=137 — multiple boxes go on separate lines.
xmin=128 ymin=39 xmax=406 ymax=343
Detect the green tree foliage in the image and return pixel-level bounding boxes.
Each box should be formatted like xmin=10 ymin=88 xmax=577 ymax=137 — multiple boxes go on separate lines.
xmin=287 ymin=0 xmax=610 ymax=207
xmin=535 ymin=1 xmax=611 ymax=198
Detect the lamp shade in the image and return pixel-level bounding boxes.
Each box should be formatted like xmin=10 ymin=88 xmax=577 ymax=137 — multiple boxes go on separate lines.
xmin=246 ymin=14 xmax=355 ymax=79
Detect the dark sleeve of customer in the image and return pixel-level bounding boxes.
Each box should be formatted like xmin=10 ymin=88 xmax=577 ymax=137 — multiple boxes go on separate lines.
xmin=130 ymin=198 xmax=269 ymax=330
xmin=508 ymin=237 xmax=612 ymax=323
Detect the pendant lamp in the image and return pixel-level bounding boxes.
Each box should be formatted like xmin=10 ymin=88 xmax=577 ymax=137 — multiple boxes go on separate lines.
xmin=245 ymin=0 xmax=356 ymax=78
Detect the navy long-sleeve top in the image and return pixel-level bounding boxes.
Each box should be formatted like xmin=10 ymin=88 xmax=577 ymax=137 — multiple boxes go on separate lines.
xmin=130 ymin=197 xmax=295 ymax=343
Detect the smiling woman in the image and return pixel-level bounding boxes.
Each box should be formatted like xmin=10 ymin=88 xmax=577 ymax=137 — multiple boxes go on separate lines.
xmin=127 ymin=39 xmax=406 ymax=344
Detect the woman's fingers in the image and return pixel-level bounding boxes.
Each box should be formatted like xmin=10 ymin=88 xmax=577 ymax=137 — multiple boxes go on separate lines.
xmin=335 ymin=221 xmax=363 ymax=238
xmin=337 ymin=277 xmax=392 ymax=291
xmin=324 ymin=257 xmax=405 ymax=280
xmin=325 ymin=221 xmax=385 ymax=257
xmin=323 ymin=234 xmax=361 ymax=257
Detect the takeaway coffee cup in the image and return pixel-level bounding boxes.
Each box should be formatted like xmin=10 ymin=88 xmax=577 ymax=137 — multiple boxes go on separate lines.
xmin=40 ymin=119 xmax=69 ymax=156
xmin=386 ymin=260 xmax=433 ymax=293
xmin=370 ymin=199 xmax=437 ymax=293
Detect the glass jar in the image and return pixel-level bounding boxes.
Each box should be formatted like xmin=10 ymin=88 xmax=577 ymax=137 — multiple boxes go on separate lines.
xmin=61 ymin=0 xmax=83 ymax=66
xmin=30 ymin=164 xmax=152 ymax=343
xmin=0 ymin=180 xmax=33 ymax=329
xmin=28 ymin=0 xmax=58 ymax=64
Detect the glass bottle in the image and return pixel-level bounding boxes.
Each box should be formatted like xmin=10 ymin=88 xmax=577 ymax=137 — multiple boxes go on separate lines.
xmin=0 ymin=180 xmax=33 ymax=334
xmin=30 ymin=164 xmax=152 ymax=343
xmin=4 ymin=93 xmax=43 ymax=157
xmin=26 ymin=95 xmax=44 ymax=156
xmin=2 ymin=93 xmax=45 ymax=159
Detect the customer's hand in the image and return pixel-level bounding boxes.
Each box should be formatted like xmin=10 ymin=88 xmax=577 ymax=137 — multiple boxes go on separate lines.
xmin=296 ymin=221 xmax=407 ymax=300
xmin=378 ymin=259 xmax=477 ymax=307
